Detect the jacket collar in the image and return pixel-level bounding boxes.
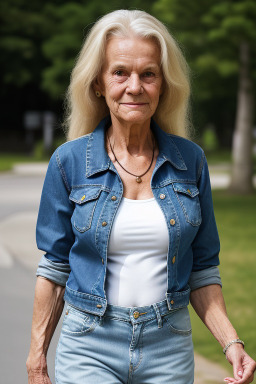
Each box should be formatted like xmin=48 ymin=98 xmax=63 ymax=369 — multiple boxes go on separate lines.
xmin=151 ymin=119 xmax=187 ymax=171
xmin=86 ymin=116 xmax=187 ymax=177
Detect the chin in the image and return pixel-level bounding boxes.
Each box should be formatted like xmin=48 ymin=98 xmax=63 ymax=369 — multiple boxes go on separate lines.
xmin=120 ymin=112 xmax=152 ymax=124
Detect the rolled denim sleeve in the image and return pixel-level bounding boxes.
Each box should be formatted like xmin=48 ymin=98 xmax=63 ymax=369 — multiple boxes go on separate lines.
xmin=191 ymin=153 xmax=221 ymax=286
xmin=36 ymin=149 xmax=74 ymax=285
xmin=189 ymin=266 xmax=222 ymax=291
xmin=36 ymin=255 xmax=71 ymax=286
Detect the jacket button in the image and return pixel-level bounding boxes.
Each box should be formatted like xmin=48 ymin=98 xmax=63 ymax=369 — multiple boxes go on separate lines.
xmin=96 ymin=304 xmax=102 ymax=309
xmin=102 ymin=258 xmax=104 ymax=265
xmin=170 ymin=300 xmax=174 ymax=305
xmin=111 ymin=196 xmax=117 ymax=201
xmin=170 ymin=219 xmax=176 ymax=226
xmin=172 ymin=256 xmax=176 ymax=264
xmin=160 ymin=194 xmax=166 ymax=200
xmin=102 ymin=221 xmax=107 ymax=227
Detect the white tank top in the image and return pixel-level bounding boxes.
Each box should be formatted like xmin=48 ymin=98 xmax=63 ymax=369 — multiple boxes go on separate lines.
xmin=106 ymin=197 xmax=169 ymax=307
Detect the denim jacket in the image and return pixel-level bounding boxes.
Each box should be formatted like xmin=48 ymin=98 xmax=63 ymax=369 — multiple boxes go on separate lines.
xmin=36 ymin=117 xmax=221 ymax=316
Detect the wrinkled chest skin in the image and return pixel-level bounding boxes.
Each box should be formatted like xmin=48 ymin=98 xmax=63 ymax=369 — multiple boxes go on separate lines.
xmin=36 ymin=117 xmax=220 ymax=316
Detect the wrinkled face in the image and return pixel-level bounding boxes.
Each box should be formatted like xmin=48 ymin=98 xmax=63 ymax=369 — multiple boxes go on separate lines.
xmin=97 ymin=36 xmax=163 ymax=126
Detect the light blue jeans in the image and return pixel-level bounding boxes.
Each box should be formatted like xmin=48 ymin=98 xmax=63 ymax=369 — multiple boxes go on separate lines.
xmin=55 ymin=300 xmax=194 ymax=384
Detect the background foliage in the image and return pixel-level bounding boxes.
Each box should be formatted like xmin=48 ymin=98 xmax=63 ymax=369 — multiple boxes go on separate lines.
xmin=1 ymin=0 xmax=255 ymax=149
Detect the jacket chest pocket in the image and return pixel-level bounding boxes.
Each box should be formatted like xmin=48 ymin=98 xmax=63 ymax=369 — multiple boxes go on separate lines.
xmin=172 ymin=183 xmax=202 ymax=226
xmin=69 ymin=186 xmax=102 ymax=233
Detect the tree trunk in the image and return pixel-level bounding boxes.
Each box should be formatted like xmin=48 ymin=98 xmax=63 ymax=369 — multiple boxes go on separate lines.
xmin=229 ymin=41 xmax=254 ymax=194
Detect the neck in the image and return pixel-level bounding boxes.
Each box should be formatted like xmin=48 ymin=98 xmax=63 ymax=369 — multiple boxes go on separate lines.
xmin=107 ymin=116 xmax=152 ymax=156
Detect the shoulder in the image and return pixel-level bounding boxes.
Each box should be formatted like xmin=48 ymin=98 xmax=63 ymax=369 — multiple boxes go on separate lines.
xmin=56 ymin=133 xmax=92 ymax=158
xmin=46 ymin=134 xmax=92 ymax=189
xmin=168 ymin=133 xmax=204 ymax=157
xmin=51 ymin=133 xmax=92 ymax=169
xmin=167 ymin=134 xmax=206 ymax=181
xmin=170 ymin=133 xmax=205 ymax=161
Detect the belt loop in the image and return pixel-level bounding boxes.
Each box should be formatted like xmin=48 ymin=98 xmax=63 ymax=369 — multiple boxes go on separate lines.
xmin=99 ymin=315 xmax=103 ymax=326
xmin=166 ymin=296 xmax=171 ymax=311
xmin=153 ymin=303 xmax=163 ymax=329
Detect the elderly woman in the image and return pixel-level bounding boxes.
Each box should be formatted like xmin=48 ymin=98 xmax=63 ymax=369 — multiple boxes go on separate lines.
xmin=26 ymin=9 xmax=255 ymax=384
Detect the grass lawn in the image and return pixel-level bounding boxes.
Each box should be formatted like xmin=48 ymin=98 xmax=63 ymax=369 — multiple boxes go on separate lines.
xmin=204 ymin=149 xmax=232 ymax=164
xmin=190 ymin=191 xmax=256 ymax=371
xmin=0 ymin=139 xmax=65 ymax=172
xmin=0 ymin=152 xmax=50 ymax=172
xmin=0 ymin=154 xmax=39 ymax=172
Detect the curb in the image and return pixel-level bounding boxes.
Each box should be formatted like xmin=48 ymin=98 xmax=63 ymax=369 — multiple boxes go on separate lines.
xmin=12 ymin=163 xmax=48 ymax=176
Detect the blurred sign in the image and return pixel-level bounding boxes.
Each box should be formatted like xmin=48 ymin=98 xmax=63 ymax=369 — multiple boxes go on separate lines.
xmin=43 ymin=112 xmax=55 ymax=153
xmin=24 ymin=111 xmax=41 ymax=130
xmin=23 ymin=110 xmax=56 ymax=153
xmin=253 ymin=127 xmax=256 ymax=155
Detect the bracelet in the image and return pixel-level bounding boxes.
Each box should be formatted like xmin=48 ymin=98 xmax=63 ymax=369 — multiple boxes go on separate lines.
xmin=223 ymin=339 xmax=245 ymax=355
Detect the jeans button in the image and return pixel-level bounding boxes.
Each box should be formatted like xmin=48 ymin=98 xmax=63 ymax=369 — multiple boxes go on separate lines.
xmin=133 ymin=311 xmax=140 ymax=319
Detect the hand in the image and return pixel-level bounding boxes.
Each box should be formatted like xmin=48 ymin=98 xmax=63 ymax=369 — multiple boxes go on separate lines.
xmin=26 ymin=354 xmax=52 ymax=384
xmin=224 ymin=344 xmax=256 ymax=384
xmin=28 ymin=370 xmax=52 ymax=384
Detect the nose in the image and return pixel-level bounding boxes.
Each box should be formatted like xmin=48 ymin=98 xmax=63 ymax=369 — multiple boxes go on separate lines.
xmin=127 ymin=74 xmax=142 ymax=95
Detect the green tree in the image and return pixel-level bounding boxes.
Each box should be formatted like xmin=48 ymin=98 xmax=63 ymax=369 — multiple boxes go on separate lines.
xmin=0 ymin=0 xmax=155 ymax=136
xmin=41 ymin=0 xmax=156 ymax=99
xmin=153 ymin=0 xmax=256 ymax=193
xmin=0 ymin=0 xmax=47 ymax=87
xmin=201 ymin=1 xmax=256 ymax=193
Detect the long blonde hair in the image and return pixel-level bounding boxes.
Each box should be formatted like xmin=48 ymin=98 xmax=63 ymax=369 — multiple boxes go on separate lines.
xmin=65 ymin=9 xmax=191 ymax=141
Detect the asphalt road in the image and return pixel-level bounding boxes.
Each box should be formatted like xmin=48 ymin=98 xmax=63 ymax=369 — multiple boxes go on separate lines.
xmin=0 ymin=171 xmax=62 ymax=383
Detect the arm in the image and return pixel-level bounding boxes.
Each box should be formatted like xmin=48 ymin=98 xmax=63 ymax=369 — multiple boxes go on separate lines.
xmin=190 ymin=154 xmax=255 ymax=382
xmin=26 ymin=150 xmax=74 ymax=383
xmin=26 ymin=277 xmax=65 ymax=384
xmin=190 ymin=284 xmax=256 ymax=384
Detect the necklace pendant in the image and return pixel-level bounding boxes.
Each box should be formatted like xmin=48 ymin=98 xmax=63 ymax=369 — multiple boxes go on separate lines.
xmin=136 ymin=176 xmax=142 ymax=183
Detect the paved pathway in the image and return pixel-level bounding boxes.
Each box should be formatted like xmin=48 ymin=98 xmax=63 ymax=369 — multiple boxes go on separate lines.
xmin=1 ymin=163 xmax=242 ymax=383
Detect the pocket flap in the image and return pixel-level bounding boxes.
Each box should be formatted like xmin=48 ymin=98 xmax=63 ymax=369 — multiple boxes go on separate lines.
xmin=69 ymin=186 xmax=102 ymax=204
xmin=172 ymin=183 xmax=199 ymax=198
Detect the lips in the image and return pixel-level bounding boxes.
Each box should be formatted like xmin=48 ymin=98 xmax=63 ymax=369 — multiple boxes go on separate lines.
xmin=121 ymin=102 xmax=147 ymax=106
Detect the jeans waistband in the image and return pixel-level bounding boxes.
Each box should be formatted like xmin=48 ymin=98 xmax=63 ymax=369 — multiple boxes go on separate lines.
xmin=104 ymin=299 xmax=187 ymax=327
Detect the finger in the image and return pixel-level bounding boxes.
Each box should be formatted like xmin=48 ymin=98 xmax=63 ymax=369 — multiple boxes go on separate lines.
xmin=236 ymin=367 xmax=255 ymax=383
xmin=224 ymin=373 xmax=255 ymax=384
xmin=233 ymin=362 xmax=244 ymax=380
xmin=224 ymin=378 xmax=236 ymax=383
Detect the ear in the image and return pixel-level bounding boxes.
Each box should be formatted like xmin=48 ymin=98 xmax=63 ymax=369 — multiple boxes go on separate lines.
xmin=92 ymin=76 xmax=105 ymax=97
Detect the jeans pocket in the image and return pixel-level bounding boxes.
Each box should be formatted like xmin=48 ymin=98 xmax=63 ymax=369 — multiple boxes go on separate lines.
xmin=61 ymin=305 xmax=100 ymax=336
xmin=164 ymin=307 xmax=192 ymax=336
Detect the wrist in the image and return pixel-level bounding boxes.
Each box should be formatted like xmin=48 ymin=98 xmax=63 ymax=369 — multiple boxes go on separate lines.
xmin=223 ymin=339 xmax=245 ymax=357
xmin=26 ymin=352 xmax=47 ymax=371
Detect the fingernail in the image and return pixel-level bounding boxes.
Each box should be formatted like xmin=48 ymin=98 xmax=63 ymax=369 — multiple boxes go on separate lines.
xmin=238 ymin=370 xmax=243 ymax=377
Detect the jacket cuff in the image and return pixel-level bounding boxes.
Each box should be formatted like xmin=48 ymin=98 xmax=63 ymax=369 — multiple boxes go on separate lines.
xmin=36 ymin=255 xmax=71 ymax=287
xmin=189 ymin=266 xmax=222 ymax=291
